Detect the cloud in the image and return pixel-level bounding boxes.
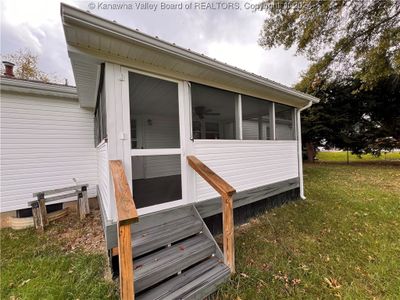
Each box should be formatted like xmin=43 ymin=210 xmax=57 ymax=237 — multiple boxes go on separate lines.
xmin=1 ymin=0 xmax=310 ymax=86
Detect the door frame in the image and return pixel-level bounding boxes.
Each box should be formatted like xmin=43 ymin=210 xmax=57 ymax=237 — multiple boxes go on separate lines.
xmin=120 ymin=66 xmax=193 ymax=215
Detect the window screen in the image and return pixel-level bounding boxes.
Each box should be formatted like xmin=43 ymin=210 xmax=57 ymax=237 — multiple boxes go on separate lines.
xmin=94 ymin=81 xmax=107 ymax=146
xmin=242 ymin=95 xmax=273 ymax=140
xmin=129 ymin=72 xmax=180 ymax=149
xmin=275 ymin=103 xmax=295 ymax=140
xmin=191 ymin=83 xmax=236 ymax=139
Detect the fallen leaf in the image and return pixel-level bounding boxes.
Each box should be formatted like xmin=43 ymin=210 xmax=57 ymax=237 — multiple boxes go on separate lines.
xmin=299 ymin=264 xmax=310 ymax=271
xmin=291 ymin=278 xmax=301 ymax=286
xmin=324 ymin=277 xmax=341 ymax=289
xmin=18 ymin=279 xmax=31 ymax=287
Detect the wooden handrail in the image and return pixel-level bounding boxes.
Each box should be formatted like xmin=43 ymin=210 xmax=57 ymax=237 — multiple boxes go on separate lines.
xmin=187 ymin=155 xmax=236 ymax=273
xmin=187 ymin=156 xmax=236 ymax=197
xmin=109 ymin=160 xmax=138 ymax=300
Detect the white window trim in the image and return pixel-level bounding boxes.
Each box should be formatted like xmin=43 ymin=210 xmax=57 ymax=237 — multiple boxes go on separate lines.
xmin=271 ymin=102 xmax=276 ymax=140
xmin=235 ymin=94 xmax=243 ymax=140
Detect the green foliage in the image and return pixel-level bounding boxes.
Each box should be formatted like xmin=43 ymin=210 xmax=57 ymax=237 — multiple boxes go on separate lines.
xmin=0 ymin=228 xmax=117 ymax=299
xmin=298 ymin=74 xmax=400 ymax=155
xmin=218 ymin=162 xmax=400 ymax=299
xmin=259 ymin=0 xmax=400 ymax=89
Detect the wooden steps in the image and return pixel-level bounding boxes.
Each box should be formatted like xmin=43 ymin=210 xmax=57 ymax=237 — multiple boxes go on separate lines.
xmin=131 ymin=215 xmax=203 ymax=258
xmin=134 ymin=234 xmax=215 ymax=293
xmin=127 ymin=205 xmax=230 ymax=299
xmin=137 ymin=257 xmax=230 ymax=300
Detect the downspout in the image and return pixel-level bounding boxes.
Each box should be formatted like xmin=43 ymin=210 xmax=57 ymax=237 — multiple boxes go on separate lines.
xmin=297 ymin=101 xmax=313 ymax=199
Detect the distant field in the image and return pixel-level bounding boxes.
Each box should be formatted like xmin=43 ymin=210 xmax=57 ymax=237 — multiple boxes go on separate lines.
xmin=317 ymin=151 xmax=400 ymax=162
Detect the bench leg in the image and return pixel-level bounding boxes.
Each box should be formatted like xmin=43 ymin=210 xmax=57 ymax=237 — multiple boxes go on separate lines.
xmin=31 ymin=196 xmax=48 ymax=232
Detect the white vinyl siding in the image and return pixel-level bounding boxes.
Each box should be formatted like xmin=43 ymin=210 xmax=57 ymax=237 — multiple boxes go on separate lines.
xmin=96 ymin=141 xmax=110 ymax=220
xmin=192 ymin=140 xmax=299 ymax=201
xmin=0 ymin=92 xmax=97 ymax=212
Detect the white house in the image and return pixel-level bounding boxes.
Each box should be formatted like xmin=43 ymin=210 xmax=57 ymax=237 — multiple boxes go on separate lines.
xmin=0 ymin=76 xmax=98 ymax=223
xmin=1 ymin=3 xmax=319 ymax=299
xmin=59 ymin=4 xmax=318 ymax=298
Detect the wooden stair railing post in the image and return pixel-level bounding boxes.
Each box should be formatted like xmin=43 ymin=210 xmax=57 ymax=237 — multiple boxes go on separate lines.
xmin=109 ymin=160 xmax=139 ymax=300
xmin=117 ymin=222 xmax=134 ymax=300
xmin=222 ymin=193 xmax=235 ymax=272
xmin=187 ymin=155 xmax=236 ymax=273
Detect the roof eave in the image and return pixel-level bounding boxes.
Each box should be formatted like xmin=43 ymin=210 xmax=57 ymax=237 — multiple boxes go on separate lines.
xmin=61 ymin=3 xmax=319 ymax=105
xmin=0 ymin=77 xmax=78 ymax=99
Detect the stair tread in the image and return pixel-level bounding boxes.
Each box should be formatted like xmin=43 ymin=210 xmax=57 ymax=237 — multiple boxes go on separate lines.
xmin=134 ymin=234 xmax=215 ymax=293
xmin=136 ymin=257 xmax=230 ymax=300
xmin=132 ymin=215 xmax=203 ymax=257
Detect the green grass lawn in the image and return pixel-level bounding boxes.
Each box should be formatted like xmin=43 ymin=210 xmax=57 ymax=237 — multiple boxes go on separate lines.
xmin=317 ymin=151 xmax=400 ymax=162
xmin=0 ymin=213 xmax=118 ymax=299
xmin=218 ymin=162 xmax=400 ymax=299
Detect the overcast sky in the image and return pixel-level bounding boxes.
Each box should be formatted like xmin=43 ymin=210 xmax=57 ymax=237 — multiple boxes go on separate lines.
xmin=1 ymin=0 xmax=310 ymax=86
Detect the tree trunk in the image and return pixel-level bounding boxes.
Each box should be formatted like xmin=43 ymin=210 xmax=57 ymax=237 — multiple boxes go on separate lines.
xmin=306 ymin=142 xmax=315 ymax=162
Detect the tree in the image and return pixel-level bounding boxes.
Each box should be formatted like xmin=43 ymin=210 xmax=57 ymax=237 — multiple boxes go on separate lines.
xmin=259 ymin=0 xmax=400 ymax=90
xmin=300 ymin=78 xmax=364 ymax=161
xmin=297 ymin=75 xmax=400 ymax=161
xmin=1 ymin=48 xmax=57 ymax=83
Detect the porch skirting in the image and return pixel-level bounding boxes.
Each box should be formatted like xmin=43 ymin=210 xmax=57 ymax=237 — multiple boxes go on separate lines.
xmin=203 ymin=187 xmax=300 ymax=235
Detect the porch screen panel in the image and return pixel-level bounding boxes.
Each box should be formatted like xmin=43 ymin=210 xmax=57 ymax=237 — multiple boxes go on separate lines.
xmin=131 ymin=154 xmax=182 ymax=208
xmin=94 ymin=83 xmax=107 ymax=146
xmin=191 ymin=83 xmax=236 ymax=140
xmin=275 ymin=103 xmax=296 ymax=140
xmin=129 ymin=72 xmax=180 ymax=149
xmin=241 ymin=95 xmax=273 ymax=140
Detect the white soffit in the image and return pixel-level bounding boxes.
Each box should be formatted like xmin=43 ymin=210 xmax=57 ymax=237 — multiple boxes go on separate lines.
xmin=61 ymin=3 xmax=319 ymax=108
xmin=68 ymin=51 xmax=101 ymax=108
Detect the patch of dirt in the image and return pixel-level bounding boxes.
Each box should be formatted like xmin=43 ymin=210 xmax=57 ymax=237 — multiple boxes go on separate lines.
xmin=46 ymin=208 xmax=106 ymax=255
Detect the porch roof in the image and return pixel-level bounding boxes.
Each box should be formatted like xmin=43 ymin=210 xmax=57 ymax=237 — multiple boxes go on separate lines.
xmin=60 ymin=3 xmax=319 ymax=108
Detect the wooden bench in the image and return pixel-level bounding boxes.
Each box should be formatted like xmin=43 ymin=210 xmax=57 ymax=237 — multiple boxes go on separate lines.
xmin=29 ymin=184 xmax=89 ymax=232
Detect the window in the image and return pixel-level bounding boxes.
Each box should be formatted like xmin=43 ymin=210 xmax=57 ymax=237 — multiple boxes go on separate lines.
xmin=191 ymin=83 xmax=236 ymax=139
xmin=241 ymin=95 xmax=273 ymax=140
xmin=94 ymin=79 xmax=107 ymax=146
xmin=275 ymin=103 xmax=295 ymax=140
